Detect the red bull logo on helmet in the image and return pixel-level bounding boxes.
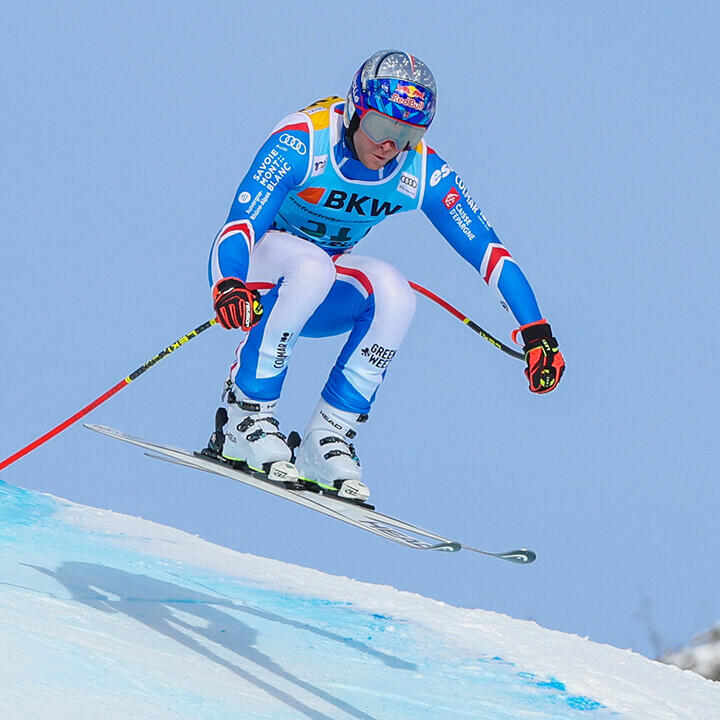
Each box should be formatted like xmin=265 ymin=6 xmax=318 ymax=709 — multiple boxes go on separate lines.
xmin=390 ymin=83 xmax=427 ymax=110
xmin=361 ymin=77 xmax=435 ymax=126
xmin=400 ymin=84 xmax=426 ymax=101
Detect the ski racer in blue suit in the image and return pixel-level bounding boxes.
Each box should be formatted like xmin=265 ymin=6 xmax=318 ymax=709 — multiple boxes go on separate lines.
xmin=208 ymin=50 xmax=565 ymax=501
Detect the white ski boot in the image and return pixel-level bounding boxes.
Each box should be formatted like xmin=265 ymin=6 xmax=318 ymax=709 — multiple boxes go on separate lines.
xmin=221 ymin=385 xmax=297 ymax=483
xmin=294 ymin=399 xmax=370 ymax=502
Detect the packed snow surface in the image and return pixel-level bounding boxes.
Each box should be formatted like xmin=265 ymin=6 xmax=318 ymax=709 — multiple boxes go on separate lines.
xmin=0 ymin=479 xmax=717 ymax=719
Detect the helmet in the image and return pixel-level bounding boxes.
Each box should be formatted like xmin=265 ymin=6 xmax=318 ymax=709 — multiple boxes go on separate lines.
xmin=344 ymin=50 xmax=437 ymax=150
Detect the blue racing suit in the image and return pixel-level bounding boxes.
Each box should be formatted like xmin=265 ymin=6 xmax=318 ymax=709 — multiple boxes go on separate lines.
xmin=209 ymin=96 xmax=543 ymax=414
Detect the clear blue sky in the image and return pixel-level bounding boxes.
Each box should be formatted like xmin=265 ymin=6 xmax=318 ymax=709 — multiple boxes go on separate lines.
xmin=2 ymin=1 xmax=718 ymax=659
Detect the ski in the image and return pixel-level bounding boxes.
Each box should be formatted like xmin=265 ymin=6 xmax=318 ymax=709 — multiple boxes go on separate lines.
xmin=85 ymin=424 xmax=536 ymax=563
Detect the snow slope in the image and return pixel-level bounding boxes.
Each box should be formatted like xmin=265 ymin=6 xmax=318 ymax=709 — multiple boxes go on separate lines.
xmin=1 ymin=478 xmax=717 ymax=720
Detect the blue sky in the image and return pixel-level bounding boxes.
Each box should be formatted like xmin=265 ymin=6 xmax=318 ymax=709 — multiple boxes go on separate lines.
xmin=2 ymin=1 xmax=719 ymax=659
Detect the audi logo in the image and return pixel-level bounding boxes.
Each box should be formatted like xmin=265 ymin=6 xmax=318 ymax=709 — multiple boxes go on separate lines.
xmin=400 ymin=175 xmax=418 ymax=188
xmin=279 ymin=133 xmax=307 ymax=155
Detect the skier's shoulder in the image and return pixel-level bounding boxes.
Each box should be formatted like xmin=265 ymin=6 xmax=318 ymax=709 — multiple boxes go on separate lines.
xmin=295 ymin=95 xmax=345 ymax=131
xmin=423 ymin=144 xmax=453 ymax=185
xmin=264 ymin=96 xmax=343 ymax=147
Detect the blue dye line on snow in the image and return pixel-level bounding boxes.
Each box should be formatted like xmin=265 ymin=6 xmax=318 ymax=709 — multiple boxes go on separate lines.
xmin=0 ymin=480 xmax=56 ymax=535
xmin=517 ymin=670 xmax=605 ymax=712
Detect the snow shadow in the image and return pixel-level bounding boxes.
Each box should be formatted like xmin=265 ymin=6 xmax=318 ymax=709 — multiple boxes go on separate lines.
xmin=28 ymin=561 xmax=417 ymax=720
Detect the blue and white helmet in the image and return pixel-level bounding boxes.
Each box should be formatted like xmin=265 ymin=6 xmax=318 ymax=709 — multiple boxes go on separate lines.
xmin=344 ymin=50 xmax=437 ymax=136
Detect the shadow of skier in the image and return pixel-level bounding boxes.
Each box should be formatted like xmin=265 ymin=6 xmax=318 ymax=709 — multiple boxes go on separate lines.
xmin=28 ymin=561 xmax=415 ymax=720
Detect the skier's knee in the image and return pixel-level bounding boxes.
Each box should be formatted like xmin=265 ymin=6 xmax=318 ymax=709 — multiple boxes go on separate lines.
xmin=370 ymin=262 xmax=417 ymax=318
xmin=290 ymin=249 xmax=337 ymax=293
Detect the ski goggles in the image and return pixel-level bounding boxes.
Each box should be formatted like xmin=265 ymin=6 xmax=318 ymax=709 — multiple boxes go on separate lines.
xmin=359 ymin=109 xmax=427 ymax=150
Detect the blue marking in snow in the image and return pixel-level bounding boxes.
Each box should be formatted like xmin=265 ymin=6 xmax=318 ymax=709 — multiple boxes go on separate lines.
xmin=537 ymin=678 xmax=566 ymax=691
xmin=0 ymin=481 xmax=56 ymax=536
xmin=512 ymin=668 xmax=612 ymax=714
xmin=567 ymin=695 xmax=604 ymax=711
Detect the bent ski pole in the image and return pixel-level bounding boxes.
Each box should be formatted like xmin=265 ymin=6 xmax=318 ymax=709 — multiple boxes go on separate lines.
xmin=0 ymin=319 xmax=218 ymax=472
xmin=409 ymin=281 xmax=524 ymax=361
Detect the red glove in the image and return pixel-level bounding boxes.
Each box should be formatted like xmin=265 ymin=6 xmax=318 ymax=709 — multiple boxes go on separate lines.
xmin=212 ymin=277 xmax=264 ymax=330
xmin=517 ymin=319 xmax=565 ymax=394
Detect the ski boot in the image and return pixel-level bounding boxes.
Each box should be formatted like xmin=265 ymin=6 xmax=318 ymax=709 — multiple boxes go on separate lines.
xmin=214 ymin=384 xmax=298 ymax=484
xmin=294 ymin=399 xmax=370 ymax=502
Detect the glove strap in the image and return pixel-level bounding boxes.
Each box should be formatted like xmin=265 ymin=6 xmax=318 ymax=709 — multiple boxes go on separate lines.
xmin=511 ymin=319 xmax=550 ymax=346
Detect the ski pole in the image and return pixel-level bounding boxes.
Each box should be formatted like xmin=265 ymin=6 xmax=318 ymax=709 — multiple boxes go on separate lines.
xmin=409 ymin=281 xmax=524 ymax=361
xmin=0 ymin=319 xmax=218 ymax=472
xmin=1 ymin=285 xmax=518 ymax=472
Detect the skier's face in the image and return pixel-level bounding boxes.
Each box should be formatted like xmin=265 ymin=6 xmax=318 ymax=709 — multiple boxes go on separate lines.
xmin=353 ymin=127 xmax=400 ymax=170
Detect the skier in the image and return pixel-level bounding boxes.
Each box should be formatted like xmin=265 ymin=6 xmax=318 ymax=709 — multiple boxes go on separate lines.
xmin=209 ymin=50 xmax=565 ymax=501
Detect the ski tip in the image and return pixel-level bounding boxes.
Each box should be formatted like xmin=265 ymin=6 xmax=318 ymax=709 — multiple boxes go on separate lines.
xmin=498 ymin=548 xmax=537 ymax=564
xmin=84 ymin=423 xmax=109 ymax=433
xmin=84 ymin=424 xmax=124 ymax=439
xmin=460 ymin=544 xmax=537 ymax=564
xmin=429 ymin=541 xmax=462 ymax=552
